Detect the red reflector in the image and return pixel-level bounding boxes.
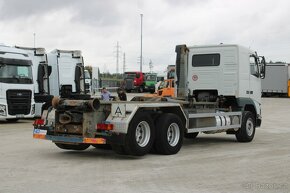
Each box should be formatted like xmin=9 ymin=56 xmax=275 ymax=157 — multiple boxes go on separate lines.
xmin=96 ymin=123 xmax=114 ymax=131
xmin=33 ymin=119 xmax=45 ymax=126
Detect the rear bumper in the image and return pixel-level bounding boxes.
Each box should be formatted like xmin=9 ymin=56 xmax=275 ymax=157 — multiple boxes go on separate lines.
xmin=33 ymin=128 xmax=106 ymax=144
xmin=33 ymin=128 xmax=126 ymax=145
xmin=0 ymin=114 xmax=34 ymax=121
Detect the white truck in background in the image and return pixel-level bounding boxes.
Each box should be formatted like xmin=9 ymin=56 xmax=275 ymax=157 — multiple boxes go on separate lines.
xmin=13 ymin=48 xmax=89 ymax=116
xmin=33 ymin=44 xmax=266 ymax=156
xmin=47 ymin=49 xmax=88 ymax=99
xmin=15 ymin=46 xmax=53 ymax=117
xmin=0 ymin=44 xmax=35 ymax=122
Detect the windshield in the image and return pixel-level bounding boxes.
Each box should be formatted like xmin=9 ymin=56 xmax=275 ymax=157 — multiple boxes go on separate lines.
xmin=0 ymin=64 xmax=33 ymax=84
xmin=146 ymin=75 xmax=156 ymax=81
xmin=124 ymin=73 xmax=136 ymax=79
xmin=159 ymin=81 xmax=169 ymax=89
xmin=84 ymin=70 xmax=91 ymax=79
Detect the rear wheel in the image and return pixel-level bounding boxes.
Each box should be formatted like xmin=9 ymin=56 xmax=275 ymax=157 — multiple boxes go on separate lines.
xmin=235 ymin=111 xmax=256 ymax=142
xmin=154 ymin=113 xmax=184 ymax=155
xmin=123 ymin=112 xmax=155 ymax=156
xmin=55 ymin=143 xmax=90 ymax=150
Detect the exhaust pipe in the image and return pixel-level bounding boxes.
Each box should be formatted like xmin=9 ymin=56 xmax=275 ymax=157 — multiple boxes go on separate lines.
xmin=89 ymin=98 xmax=101 ymax=111
xmin=59 ymin=112 xmax=72 ymax=124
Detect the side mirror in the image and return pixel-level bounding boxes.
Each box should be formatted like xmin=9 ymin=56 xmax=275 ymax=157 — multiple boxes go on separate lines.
xmin=47 ymin=66 xmax=52 ymax=76
xmin=37 ymin=64 xmax=45 ymax=93
xmin=260 ymin=56 xmax=266 ymax=79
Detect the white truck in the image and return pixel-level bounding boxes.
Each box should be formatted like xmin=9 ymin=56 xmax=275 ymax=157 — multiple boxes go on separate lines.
xmin=47 ymin=49 xmax=88 ymax=99
xmin=15 ymin=47 xmax=88 ymax=116
xmin=33 ymin=44 xmax=266 ymax=156
xmin=0 ymin=44 xmax=35 ymax=122
xmin=261 ymin=63 xmax=290 ymax=97
xmin=15 ymin=46 xmax=53 ymax=117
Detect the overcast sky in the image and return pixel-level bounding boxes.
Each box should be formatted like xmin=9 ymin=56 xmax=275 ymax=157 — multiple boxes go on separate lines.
xmin=1 ymin=0 xmax=290 ymax=74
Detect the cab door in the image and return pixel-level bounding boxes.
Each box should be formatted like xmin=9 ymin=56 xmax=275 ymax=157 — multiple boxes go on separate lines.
xmin=249 ymin=55 xmax=262 ymax=104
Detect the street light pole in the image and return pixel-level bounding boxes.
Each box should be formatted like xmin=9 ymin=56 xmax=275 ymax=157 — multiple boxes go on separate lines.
xmin=33 ymin=33 xmax=36 ymax=48
xmin=140 ymin=13 xmax=143 ymax=72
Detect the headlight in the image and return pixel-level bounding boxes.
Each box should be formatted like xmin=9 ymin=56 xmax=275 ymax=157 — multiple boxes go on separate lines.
xmin=0 ymin=105 xmax=7 ymax=116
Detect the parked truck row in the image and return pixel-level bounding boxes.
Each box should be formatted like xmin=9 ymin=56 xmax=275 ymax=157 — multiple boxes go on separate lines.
xmin=0 ymin=44 xmax=89 ymax=121
xmin=33 ymin=44 xmax=266 ymax=156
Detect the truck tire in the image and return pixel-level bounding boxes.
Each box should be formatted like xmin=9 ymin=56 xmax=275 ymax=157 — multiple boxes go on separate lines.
xmin=124 ymin=112 xmax=155 ymax=156
xmin=55 ymin=143 xmax=90 ymax=150
xmin=154 ymin=113 xmax=184 ymax=155
xmin=235 ymin=111 xmax=256 ymax=142
xmin=184 ymin=132 xmax=199 ymax=139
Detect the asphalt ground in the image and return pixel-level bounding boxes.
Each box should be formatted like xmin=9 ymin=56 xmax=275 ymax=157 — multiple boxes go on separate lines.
xmin=0 ymin=97 xmax=289 ymax=193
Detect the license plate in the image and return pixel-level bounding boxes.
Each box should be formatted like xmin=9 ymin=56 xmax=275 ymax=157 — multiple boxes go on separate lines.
xmin=33 ymin=129 xmax=47 ymax=135
xmin=16 ymin=114 xmax=24 ymax=118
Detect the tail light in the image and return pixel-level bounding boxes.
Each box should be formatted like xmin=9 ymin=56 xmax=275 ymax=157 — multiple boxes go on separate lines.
xmin=96 ymin=122 xmax=114 ymax=131
xmin=33 ymin=119 xmax=45 ymax=126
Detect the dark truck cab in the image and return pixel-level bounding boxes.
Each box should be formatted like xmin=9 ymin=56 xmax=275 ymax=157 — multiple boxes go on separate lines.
xmin=124 ymin=71 xmax=145 ymax=92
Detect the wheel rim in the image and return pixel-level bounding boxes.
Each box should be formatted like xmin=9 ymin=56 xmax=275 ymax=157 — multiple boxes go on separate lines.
xmin=167 ymin=123 xmax=180 ymax=147
xmin=246 ymin=118 xmax=254 ymax=136
xmin=135 ymin=121 xmax=151 ymax=147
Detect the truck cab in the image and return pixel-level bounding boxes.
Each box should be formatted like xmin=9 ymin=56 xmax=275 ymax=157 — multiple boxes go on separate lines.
xmin=47 ymin=49 xmax=87 ymax=98
xmin=0 ymin=45 xmax=35 ymax=122
xmin=176 ymin=44 xmax=266 ymax=126
xmin=144 ymin=73 xmax=157 ymax=93
xmin=15 ymin=46 xmax=53 ymax=117
xmin=124 ymin=71 xmax=145 ymax=92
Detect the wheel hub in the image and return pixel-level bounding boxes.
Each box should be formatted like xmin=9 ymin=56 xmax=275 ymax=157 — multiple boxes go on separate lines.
xmin=135 ymin=121 xmax=150 ymax=147
xmin=246 ymin=118 xmax=254 ymax=136
xmin=167 ymin=123 xmax=180 ymax=147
